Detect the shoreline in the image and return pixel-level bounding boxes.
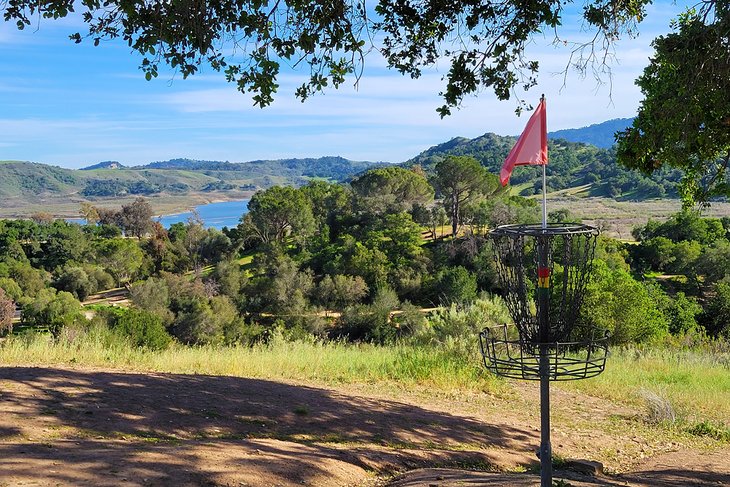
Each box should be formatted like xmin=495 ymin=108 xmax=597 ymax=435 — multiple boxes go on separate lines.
xmin=0 ymin=191 xmax=255 ymax=220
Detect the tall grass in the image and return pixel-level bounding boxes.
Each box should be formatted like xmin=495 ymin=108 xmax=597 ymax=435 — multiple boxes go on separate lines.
xmin=0 ymin=325 xmax=499 ymax=393
xmin=562 ymin=342 xmax=730 ymax=424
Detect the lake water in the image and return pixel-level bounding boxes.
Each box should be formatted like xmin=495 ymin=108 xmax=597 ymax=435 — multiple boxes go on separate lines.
xmin=157 ymin=199 xmax=250 ymax=230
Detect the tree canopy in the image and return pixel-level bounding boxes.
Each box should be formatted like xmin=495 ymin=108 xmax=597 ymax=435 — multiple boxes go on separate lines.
xmin=3 ymin=0 xmax=651 ymax=115
xmin=616 ymin=2 xmax=730 ymax=205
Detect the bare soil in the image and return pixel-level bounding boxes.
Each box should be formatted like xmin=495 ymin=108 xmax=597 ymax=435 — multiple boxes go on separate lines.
xmin=0 ymin=366 xmax=727 ymax=486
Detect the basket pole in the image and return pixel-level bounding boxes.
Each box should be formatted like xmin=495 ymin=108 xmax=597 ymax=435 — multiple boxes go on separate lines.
xmin=538 ymin=234 xmax=552 ymax=486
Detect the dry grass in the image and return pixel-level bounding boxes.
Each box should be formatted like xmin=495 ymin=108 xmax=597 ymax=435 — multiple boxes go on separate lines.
xmin=549 ymin=196 xmax=730 ymax=240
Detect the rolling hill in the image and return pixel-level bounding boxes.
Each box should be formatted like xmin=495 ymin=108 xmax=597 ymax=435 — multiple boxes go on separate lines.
xmin=408 ymin=131 xmax=682 ymax=200
xmin=0 ymin=156 xmax=381 ymax=217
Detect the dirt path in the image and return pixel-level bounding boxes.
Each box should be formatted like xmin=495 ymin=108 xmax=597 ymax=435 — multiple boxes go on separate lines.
xmin=0 ymin=366 xmax=727 ymax=486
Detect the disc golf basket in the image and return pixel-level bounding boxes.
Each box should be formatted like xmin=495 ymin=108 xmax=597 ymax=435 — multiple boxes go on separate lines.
xmin=479 ymin=223 xmax=609 ymax=486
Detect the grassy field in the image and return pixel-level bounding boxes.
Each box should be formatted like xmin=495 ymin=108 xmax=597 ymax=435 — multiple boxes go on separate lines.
xmin=1 ymin=329 xmax=728 ymax=433
xmin=565 ymin=344 xmax=730 ymax=426
xmin=548 ymin=196 xmax=730 ymax=240
xmin=0 ymin=329 xmax=499 ymax=394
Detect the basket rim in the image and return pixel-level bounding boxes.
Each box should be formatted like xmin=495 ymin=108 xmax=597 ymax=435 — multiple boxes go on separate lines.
xmin=490 ymin=223 xmax=598 ymax=237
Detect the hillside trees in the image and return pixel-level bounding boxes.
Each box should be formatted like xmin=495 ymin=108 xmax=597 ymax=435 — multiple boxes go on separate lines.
xmin=119 ymin=198 xmax=154 ymax=238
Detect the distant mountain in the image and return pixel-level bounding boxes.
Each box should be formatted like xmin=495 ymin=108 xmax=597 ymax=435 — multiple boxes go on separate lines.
xmin=548 ymin=118 xmax=634 ymax=148
xmin=0 ymin=155 xmax=382 ymax=213
xmin=80 ymin=161 xmax=125 ymax=170
xmin=138 ymin=156 xmax=382 ymax=182
xmin=408 ymin=131 xmax=681 ymax=200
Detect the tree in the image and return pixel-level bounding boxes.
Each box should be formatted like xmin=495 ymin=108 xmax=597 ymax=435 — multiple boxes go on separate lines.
xmin=316 ymin=274 xmax=369 ymax=310
xmin=432 ymin=266 xmax=478 ymax=306
xmin=580 ymin=261 xmax=669 ymax=344
xmin=350 ymin=166 xmax=434 ymax=215
xmin=79 ymin=202 xmax=100 ymax=225
xmin=95 ymin=239 xmax=144 ymax=286
xmin=53 ymin=266 xmax=94 ymax=301
xmin=300 ymin=180 xmax=352 ymax=236
xmin=21 ymin=289 xmax=84 ymax=335
xmin=4 ymin=0 xmax=652 ymax=115
xmin=36 ymin=221 xmax=90 ymax=271
xmin=119 ymin=198 xmax=154 ymax=238
xmin=701 ymin=279 xmax=730 ymax=338
xmin=0 ymin=288 xmax=15 ymax=335
xmin=239 ymin=186 xmax=315 ymax=245
xmin=433 ymin=156 xmax=498 ymax=237
xmin=110 ymin=307 xmax=172 ymax=350
xmin=616 ymin=3 xmax=730 ymax=205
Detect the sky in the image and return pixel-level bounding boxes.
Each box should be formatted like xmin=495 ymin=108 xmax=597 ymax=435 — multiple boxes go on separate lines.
xmin=0 ymin=2 xmax=688 ymax=169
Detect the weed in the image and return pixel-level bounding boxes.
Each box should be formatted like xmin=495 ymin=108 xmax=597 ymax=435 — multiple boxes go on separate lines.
xmin=293 ymin=405 xmax=309 ymax=416
xmin=686 ymin=420 xmax=730 ymax=441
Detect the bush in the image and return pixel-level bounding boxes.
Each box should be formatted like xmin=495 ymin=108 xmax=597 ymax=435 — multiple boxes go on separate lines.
xmin=701 ymin=280 xmax=730 ymax=339
xmin=110 ymin=307 xmax=172 ymax=350
xmin=431 ymin=266 xmax=478 ymax=305
xmin=170 ymin=295 xmax=244 ymax=346
xmin=21 ymin=289 xmax=84 ymax=335
xmin=580 ymin=261 xmax=669 ymax=344
xmin=419 ymin=295 xmax=511 ymax=358
xmin=333 ymin=287 xmax=400 ymax=344
xmin=54 ymin=267 xmax=94 ymax=301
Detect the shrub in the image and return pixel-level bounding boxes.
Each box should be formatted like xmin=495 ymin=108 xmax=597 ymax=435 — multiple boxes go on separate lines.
xmin=54 ymin=267 xmax=94 ymax=301
xmin=580 ymin=261 xmax=669 ymax=344
xmin=700 ymin=280 xmax=730 ymax=339
xmin=111 ymin=307 xmax=172 ymax=350
xmin=21 ymin=289 xmax=84 ymax=335
xmin=333 ymin=287 xmax=400 ymax=344
xmin=432 ymin=266 xmax=478 ymax=305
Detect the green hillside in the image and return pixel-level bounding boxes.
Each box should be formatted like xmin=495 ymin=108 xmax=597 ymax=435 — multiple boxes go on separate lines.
xmin=0 ymin=157 xmax=381 ymax=217
xmin=408 ymin=133 xmax=683 ymax=200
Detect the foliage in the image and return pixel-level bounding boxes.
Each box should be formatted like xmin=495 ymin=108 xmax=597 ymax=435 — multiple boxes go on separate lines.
xmin=410 ymin=134 xmax=682 ymax=199
xmin=580 ymin=260 xmax=669 ymax=344
xmin=419 ymin=296 xmax=511 ymax=358
xmin=94 ymin=238 xmax=144 ymax=285
xmin=119 ymin=197 xmax=154 ymax=238
xmin=351 ymin=166 xmax=433 ymax=214
xmin=701 ymin=280 xmax=730 ymax=339
xmin=334 ymin=286 xmax=401 ymax=344
xmin=431 ymin=266 xmax=478 ymax=306
xmin=616 ymin=2 xmax=730 ymax=205
xmin=53 ymin=266 xmax=94 ymax=301
xmin=4 ymin=0 xmax=651 ymax=114
xmin=21 ymin=288 xmax=84 ymax=335
xmin=433 ymin=155 xmax=499 ymax=236
xmin=129 ymin=276 xmax=174 ymax=324
xmin=666 ymin=292 xmax=703 ymax=335
xmin=105 ymin=307 xmax=172 ymax=350
xmin=315 ymin=274 xmax=369 ymax=310
xmin=239 ymin=186 xmax=315 ymax=245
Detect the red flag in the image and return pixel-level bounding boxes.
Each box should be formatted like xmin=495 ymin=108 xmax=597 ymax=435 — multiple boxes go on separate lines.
xmin=500 ymin=98 xmax=548 ymax=186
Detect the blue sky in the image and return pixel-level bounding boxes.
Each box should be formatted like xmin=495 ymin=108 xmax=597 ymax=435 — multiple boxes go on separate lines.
xmin=0 ymin=2 xmax=687 ymax=169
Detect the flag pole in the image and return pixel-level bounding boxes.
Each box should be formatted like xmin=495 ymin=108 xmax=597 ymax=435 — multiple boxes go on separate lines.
xmin=541 ymin=95 xmax=547 ymax=229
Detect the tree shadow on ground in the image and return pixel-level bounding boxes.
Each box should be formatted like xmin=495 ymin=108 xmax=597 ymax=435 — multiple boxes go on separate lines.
xmin=0 ymin=366 xmax=538 ymax=486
